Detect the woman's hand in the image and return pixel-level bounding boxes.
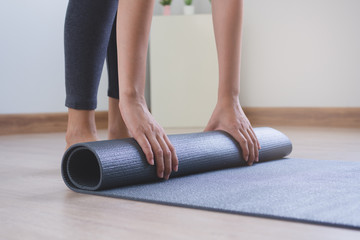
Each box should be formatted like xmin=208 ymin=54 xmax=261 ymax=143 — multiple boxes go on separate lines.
xmin=119 ymin=96 xmax=178 ymax=180
xmin=204 ymin=98 xmax=260 ymax=165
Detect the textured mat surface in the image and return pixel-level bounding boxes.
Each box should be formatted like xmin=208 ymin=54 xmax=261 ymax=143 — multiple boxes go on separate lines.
xmin=61 ymin=127 xmax=360 ymax=229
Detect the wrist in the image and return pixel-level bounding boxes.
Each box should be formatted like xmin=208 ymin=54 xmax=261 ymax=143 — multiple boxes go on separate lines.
xmin=217 ymin=94 xmax=241 ymax=108
xmin=120 ymin=89 xmax=145 ymax=101
xmin=119 ymin=90 xmax=147 ymax=108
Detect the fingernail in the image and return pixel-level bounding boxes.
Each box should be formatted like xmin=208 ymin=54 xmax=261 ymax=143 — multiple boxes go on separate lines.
xmin=174 ymin=165 xmax=178 ymax=172
xmin=159 ymin=172 xmax=164 ymax=178
xmin=149 ymin=159 xmax=154 ymax=165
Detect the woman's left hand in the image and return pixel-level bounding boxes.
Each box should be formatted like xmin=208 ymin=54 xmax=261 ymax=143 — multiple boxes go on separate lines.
xmin=204 ymin=98 xmax=261 ymax=166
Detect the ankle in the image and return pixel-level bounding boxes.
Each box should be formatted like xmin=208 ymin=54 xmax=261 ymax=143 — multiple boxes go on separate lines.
xmin=65 ymin=128 xmax=98 ymax=149
xmin=66 ymin=127 xmax=97 ymax=138
xmin=108 ymin=97 xmax=131 ymax=140
xmin=66 ymin=108 xmax=98 ymax=146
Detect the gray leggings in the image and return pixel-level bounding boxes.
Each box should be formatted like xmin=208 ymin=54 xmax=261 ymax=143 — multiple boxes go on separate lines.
xmin=64 ymin=0 xmax=119 ymax=110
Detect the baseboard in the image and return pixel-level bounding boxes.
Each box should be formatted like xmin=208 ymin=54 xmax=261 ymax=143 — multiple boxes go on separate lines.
xmin=0 ymin=111 xmax=108 ymax=135
xmin=0 ymin=108 xmax=359 ymax=135
xmin=243 ymin=107 xmax=360 ymax=128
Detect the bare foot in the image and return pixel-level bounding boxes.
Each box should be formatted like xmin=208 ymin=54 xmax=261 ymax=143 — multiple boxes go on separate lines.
xmin=65 ymin=131 xmax=98 ymax=149
xmin=65 ymin=108 xmax=99 ymax=150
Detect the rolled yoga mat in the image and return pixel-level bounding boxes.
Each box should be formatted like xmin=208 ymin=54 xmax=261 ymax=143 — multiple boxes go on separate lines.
xmin=61 ymin=127 xmax=360 ymax=230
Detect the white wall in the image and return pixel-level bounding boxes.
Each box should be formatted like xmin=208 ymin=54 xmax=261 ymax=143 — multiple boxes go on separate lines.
xmin=0 ymin=0 xmax=109 ymax=114
xmin=240 ymin=0 xmax=360 ymax=107
xmin=0 ymin=0 xmax=359 ymax=114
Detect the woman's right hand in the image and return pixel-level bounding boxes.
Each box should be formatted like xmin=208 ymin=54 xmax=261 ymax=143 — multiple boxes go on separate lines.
xmin=119 ymin=95 xmax=178 ymax=180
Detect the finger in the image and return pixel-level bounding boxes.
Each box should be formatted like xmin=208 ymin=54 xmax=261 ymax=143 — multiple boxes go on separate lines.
xmin=249 ymin=127 xmax=261 ymax=150
xmin=146 ymin=133 xmax=164 ymax=179
xmin=157 ymin=135 xmax=172 ymax=180
xmin=164 ymin=135 xmax=178 ymax=172
xmin=134 ymin=134 xmax=154 ymax=166
xmin=229 ymin=129 xmax=249 ymax=163
xmin=239 ymin=128 xmax=255 ymax=166
xmin=247 ymin=128 xmax=259 ymax=163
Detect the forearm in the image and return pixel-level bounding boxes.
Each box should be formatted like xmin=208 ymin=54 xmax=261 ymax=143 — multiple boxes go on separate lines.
xmin=207 ymin=1 xmax=260 ymax=164
xmin=211 ymin=0 xmax=243 ymax=104
xmin=116 ymin=0 xmax=155 ymax=102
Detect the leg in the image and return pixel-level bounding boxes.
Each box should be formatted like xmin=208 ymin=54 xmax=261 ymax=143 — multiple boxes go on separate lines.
xmin=108 ymin=97 xmax=131 ymax=139
xmin=106 ymin=11 xmax=130 ymax=139
xmin=65 ymin=109 xmax=97 ymax=149
xmin=64 ymin=0 xmax=118 ymax=148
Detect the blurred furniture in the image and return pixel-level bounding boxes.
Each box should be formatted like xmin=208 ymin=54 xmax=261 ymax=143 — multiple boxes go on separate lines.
xmin=149 ymin=14 xmax=218 ymax=128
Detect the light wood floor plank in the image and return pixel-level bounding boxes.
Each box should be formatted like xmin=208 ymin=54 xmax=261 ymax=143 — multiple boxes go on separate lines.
xmin=1 ymin=126 xmax=360 ymax=239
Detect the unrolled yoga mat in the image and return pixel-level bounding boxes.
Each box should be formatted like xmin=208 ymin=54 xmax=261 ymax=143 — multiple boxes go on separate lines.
xmin=62 ymin=127 xmax=360 ymax=230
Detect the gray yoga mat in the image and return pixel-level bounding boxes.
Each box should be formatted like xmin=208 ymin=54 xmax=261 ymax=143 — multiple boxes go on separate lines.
xmin=61 ymin=127 xmax=360 ymax=230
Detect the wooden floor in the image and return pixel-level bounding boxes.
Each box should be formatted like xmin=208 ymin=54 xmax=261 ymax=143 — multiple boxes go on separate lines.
xmin=1 ymin=126 xmax=360 ymax=239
